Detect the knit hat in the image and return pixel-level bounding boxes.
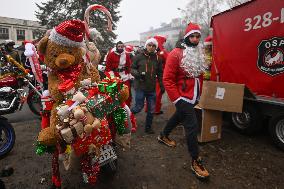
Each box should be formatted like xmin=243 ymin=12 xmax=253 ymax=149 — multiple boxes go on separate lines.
xmin=49 ymin=19 xmax=85 ymax=47
xmin=184 ymin=23 xmax=201 ymax=39
xmin=154 ymin=35 xmax=167 ymax=50
xmin=204 ymin=35 xmax=212 ymax=46
xmin=144 ymin=38 xmax=158 ymax=49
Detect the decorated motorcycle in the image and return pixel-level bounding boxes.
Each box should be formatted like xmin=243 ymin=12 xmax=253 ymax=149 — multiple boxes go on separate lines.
xmin=0 ymin=46 xmax=42 ymax=116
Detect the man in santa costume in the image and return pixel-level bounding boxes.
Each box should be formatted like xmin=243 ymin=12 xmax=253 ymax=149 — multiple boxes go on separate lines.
xmin=105 ymin=41 xmax=137 ymax=132
xmin=105 ymin=41 xmax=133 ymax=106
xmin=157 ymin=23 xmax=209 ymax=179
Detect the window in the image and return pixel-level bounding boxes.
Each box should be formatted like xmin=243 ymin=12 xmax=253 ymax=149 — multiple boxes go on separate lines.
xmin=16 ymin=29 xmax=25 ymax=40
xmin=0 ymin=28 xmax=9 ymax=39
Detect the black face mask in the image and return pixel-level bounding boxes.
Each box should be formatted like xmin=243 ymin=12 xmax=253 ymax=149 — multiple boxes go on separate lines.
xmin=116 ymin=49 xmax=124 ymax=53
xmin=184 ymin=37 xmax=199 ymax=47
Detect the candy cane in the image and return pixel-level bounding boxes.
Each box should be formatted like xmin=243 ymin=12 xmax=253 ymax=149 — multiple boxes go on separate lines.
xmin=24 ymin=43 xmax=43 ymax=83
xmin=84 ymin=4 xmax=113 ymax=42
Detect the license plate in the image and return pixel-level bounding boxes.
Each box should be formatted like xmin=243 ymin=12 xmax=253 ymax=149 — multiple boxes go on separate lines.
xmin=98 ymin=145 xmax=117 ymax=165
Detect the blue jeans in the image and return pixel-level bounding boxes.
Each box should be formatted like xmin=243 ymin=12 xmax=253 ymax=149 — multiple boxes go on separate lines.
xmin=131 ymin=90 xmax=156 ymax=131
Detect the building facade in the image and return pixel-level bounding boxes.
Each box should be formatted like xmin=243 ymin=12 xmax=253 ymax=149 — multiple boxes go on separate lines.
xmin=140 ymin=18 xmax=186 ymax=50
xmin=0 ymin=16 xmax=46 ymax=46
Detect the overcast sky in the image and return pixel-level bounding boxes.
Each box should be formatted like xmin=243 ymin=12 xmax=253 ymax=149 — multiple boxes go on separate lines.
xmin=0 ymin=0 xmax=189 ymax=42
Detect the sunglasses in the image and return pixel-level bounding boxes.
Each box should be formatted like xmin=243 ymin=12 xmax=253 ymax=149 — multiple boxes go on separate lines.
xmin=189 ymin=35 xmax=201 ymax=39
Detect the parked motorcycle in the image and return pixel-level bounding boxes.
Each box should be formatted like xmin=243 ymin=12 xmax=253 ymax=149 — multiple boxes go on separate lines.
xmin=0 ymin=47 xmax=42 ymax=116
xmin=0 ymin=116 xmax=15 ymax=158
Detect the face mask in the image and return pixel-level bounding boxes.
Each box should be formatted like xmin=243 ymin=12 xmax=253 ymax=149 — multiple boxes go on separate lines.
xmin=117 ymin=49 xmax=124 ymax=53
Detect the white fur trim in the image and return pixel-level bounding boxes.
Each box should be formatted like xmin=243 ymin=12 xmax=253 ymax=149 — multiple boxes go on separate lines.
xmin=144 ymin=38 xmax=158 ymax=49
xmin=184 ymin=30 xmax=201 ymax=39
xmin=118 ymin=51 xmax=126 ymax=68
xmin=49 ymin=29 xmax=84 ymax=47
xmin=173 ymin=78 xmax=200 ymax=104
xmin=204 ymin=41 xmax=212 ymax=45
xmin=108 ymin=71 xmax=115 ymax=78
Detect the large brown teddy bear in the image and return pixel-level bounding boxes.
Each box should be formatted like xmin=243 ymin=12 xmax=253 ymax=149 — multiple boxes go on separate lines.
xmin=37 ymin=19 xmax=101 ymax=146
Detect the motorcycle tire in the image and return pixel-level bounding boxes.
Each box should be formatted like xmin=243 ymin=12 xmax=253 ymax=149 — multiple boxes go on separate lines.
xmin=0 ymin=118 xmax=15 ymax=158
xmin=27 ymin=90 xmax=41 ymax=116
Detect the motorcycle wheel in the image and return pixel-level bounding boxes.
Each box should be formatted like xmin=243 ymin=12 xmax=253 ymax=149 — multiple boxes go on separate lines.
xmin=0 ymin=119 xmax=15 ymax=158
xmin=27 ymin=90 xmax=41 ymax=116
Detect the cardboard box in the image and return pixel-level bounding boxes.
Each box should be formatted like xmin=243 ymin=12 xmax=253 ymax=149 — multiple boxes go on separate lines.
xmin=199 ymin=81 xmax=245 ymax=113
xmin=195 ymin=106 xmax=222 ymax=143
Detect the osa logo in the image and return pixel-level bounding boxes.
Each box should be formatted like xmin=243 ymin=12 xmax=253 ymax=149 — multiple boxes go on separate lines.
xmin=257 ymin=37 xmax=284 ymax=76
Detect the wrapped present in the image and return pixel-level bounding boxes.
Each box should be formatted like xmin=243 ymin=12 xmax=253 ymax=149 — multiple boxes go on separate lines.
xmin=86 ymin=93 xmax=120 ymax=119
xmin=60 ymin=122 xmax=84 ymax=144
xmin=98 ymin=77 xmax=123 ymax=94
xmin=72 ymin=119 xmax=112 ymax=156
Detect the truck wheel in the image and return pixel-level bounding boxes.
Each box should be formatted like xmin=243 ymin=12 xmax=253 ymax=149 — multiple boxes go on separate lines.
xmin=231 ymin=104 xmax=262 ymax=134
xmin=269 ymin=114 xmax=284 ymax=151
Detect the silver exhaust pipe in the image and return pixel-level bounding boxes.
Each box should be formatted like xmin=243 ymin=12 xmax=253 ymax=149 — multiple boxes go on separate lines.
xmin=0 ymin=97 xmax=17 ymax=111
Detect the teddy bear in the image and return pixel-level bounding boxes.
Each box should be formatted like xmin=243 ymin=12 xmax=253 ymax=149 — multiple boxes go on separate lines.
xmin=37 ymin=19 xmax=101 ymax=146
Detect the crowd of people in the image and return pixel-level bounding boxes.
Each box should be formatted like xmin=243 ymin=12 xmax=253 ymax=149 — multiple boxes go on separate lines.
xmin=101 ymin=22 xmax=212 ymax=179
xmin=1 ymin=22 xmax=213 ymax=183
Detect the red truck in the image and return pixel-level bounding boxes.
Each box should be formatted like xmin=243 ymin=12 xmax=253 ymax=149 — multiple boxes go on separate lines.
xmin=210 ymin=0 xmax=284 ymax=150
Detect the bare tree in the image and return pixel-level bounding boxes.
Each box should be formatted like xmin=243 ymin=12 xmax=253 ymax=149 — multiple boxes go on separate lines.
xmin=181 ymin=0 xmax=225 ymax=35
xmin=226 ymin=0 xmax=251 ymax=8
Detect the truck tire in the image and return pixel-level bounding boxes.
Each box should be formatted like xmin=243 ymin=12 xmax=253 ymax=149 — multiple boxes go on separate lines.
xmin=231 ymin=104 xmax=262 ymax=134
xmin=269 ymin=114 xmax=284 ymax=151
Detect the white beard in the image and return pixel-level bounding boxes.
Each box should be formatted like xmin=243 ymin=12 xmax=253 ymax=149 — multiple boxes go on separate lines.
xmin=180 ymin=44 xmax=207 ymax=78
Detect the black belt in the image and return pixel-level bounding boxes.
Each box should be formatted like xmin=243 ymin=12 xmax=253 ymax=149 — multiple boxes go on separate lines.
xmin=114 ymin=68 xmax=126 ymax=72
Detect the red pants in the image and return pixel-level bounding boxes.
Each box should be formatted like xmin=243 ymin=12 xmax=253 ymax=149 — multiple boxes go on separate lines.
xmin=155 ymin=79 xmax=163 ymax=113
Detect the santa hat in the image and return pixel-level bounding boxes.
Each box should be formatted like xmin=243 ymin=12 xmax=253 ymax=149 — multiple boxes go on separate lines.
xmin=49 ymin=19 xmax=85 ymax=47
xmin=184 ymin=23 xmax=201 ymax=39
xmin=204 ymin=35 xmax=212 ymax=46
xmin=125 ymin=45 xmax=134 ymax=53
xmin=144 ymin=38 xmax=158 ymax=49
xmin=154 ymin=35 xmax=166 ymax=49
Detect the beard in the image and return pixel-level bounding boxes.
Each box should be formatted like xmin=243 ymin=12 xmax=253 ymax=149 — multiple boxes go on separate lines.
xmin=180 ymin=44 xmax=208 ymax=78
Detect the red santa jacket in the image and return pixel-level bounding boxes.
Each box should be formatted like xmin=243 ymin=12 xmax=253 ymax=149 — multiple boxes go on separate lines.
xmin=105 ymin=48 xmax=132 ymax=80
xmin=163 ymin=47 xmax=203 ymax=104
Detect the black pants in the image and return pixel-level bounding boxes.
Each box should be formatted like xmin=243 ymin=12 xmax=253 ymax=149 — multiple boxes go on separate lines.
xmin=161 ymin=100 xmax=199 ymax=160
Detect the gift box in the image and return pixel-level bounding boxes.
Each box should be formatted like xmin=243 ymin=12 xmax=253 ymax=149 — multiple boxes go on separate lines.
xmin=86 ymin=94 xmax=121 ymax=119
xmin=60 ymin=122 xmax=84 ymax=144
xmin=72 ymin=119 xmax=112 ymax=156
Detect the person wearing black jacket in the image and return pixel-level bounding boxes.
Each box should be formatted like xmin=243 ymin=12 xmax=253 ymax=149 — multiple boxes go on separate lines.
xmin=131 ymin=38 xmax=164 ymax=134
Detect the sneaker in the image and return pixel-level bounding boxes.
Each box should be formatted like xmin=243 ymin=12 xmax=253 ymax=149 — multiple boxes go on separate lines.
xmin=145 ymin=128 xmax=155 ymax=134
xmin=191 ymin=158 xmax=210 ymax=179
xmin=157 ymin=135 xmax=176 ymax=147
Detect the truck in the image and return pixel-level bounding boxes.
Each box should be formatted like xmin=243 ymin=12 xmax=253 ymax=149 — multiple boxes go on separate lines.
xmin=210 ymin=0 xmax=284 ymax=150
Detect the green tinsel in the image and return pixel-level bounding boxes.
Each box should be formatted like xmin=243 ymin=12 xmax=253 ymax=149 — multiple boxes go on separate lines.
xmin=113 ymin=108 xmax=127 ymax=135
xmin=35 ymin=141 xmax=56 ymax=155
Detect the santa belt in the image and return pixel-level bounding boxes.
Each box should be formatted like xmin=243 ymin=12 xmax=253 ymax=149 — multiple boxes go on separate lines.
xmin=114 ymin=68 xmax=126 ymax=72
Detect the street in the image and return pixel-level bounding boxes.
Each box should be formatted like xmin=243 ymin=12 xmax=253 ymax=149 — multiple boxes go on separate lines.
xmin=1 ymin=104 xmax=283 ymax=189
